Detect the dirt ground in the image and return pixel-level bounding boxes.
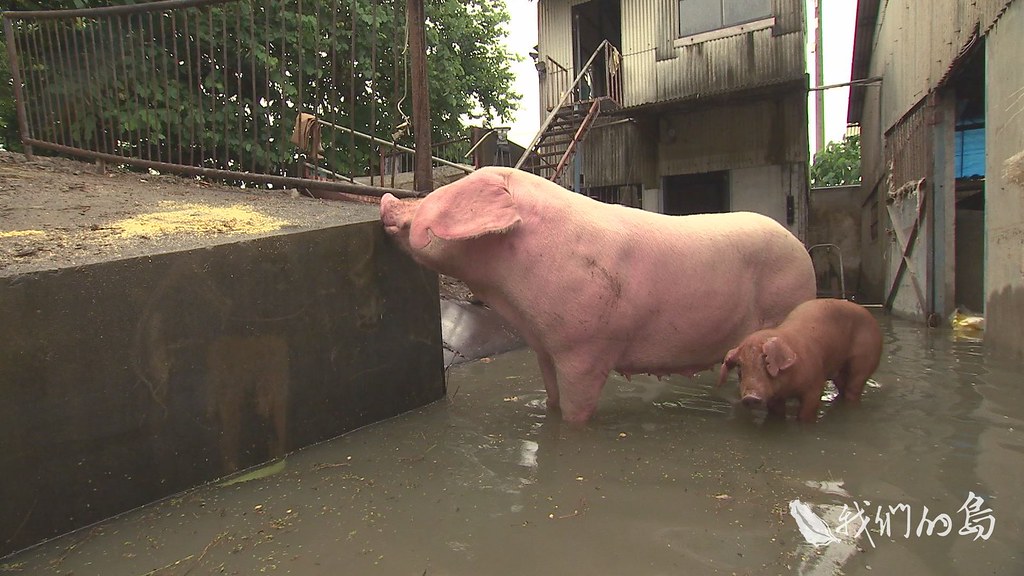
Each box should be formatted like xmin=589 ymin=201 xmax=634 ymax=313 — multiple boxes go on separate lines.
xmin=0 ymin=150 xmax=474 ymax=299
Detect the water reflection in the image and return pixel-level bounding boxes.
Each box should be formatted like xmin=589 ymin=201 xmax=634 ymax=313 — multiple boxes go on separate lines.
xmin=2 ymin=314 xmax=1022 ymax=575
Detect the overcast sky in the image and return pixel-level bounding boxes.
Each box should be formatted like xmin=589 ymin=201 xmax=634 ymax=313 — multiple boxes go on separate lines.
xmin=497 ymin=0 xmax=858 ymax=154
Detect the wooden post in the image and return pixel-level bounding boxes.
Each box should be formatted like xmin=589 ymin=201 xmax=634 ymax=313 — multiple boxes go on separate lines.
xmin=814 ymin=0 xmax=825 ymax=155
xmin=4 ymin=17 xmax=35 ymax=161
xmin=407 ymin=0 xmax=433 ymax=192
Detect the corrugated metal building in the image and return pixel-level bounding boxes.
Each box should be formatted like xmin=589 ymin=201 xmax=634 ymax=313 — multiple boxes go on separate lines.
xmin=848 ymin=0 xmax=1024 ymax=357
xmin=533 ymin=0 xmax=810 ymax=239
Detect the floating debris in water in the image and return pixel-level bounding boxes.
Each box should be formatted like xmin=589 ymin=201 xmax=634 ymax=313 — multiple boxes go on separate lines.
xmin=218 ymin=459 xmax=287 ymax=487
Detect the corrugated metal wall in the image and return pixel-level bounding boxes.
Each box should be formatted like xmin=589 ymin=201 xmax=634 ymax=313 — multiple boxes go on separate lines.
xmin=868 ymin=0 xmax=1013 ymax=134
xmin=984 ymin=1 xmax=1024 ymax=356
xmin=657 ymin=91 xmax=806 ymax=176
xmin=538 ymin=0 xmax=808 ymax=187
xmin=645 ymin=29 xmax=803 ymax=106
xmin=537 ymin=0 xmax=806 ymax=112
xmin=579 ymin=120 xmax=645 ymax=187
xmin=855 ymin=0 xmax=1017 ymax=308
xmin=536 ymin=0 xmax=578 ymax=119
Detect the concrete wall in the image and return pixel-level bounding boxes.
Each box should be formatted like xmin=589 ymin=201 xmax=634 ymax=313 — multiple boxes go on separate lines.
xmin=808 ymin=185 xmax=862 ymax=299
xmin=0 ymin=221 xmax=445 ymax=556
xmin=985 ymin=2 xmax=1024 ymax=358
xmin=731 ymin=163 xmax=806 ymax=240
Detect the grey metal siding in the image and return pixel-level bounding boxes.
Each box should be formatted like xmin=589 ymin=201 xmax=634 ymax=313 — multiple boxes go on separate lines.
xmin=984 ymin=1 xmax=1024 ymax=357
xmin=867 ymin=0 xmax=1013 ymax=135
xmin=537 ymin=0 xmax=806 ymax=111
xmin=657 ymin=91 xmax=806 ymax=176
xmin=579 ymin=121 xmax=645 ymax=187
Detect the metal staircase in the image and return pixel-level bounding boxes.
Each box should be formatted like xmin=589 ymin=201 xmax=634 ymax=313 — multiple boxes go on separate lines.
xmin=517 ymin=40 xmax=622 ymax=189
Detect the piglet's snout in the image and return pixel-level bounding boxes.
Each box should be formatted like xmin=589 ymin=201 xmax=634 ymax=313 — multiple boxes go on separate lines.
xmin=741 ymin=393 xmax=764 ymax=408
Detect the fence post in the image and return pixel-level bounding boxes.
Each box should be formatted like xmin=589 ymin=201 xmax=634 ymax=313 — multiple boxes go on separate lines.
xmin=3 ymin=16 xmax=35 ymax=160
xmin=407 ymin=0 xmax=432 ymax=193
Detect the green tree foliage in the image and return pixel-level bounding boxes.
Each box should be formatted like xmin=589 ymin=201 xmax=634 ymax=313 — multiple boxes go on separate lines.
xmin=3 ymin=1 xmax=104 ymax=151
xmin=810 ymin=134 xmax=862 ymax=187
xmin=0 ymin=0 xmax=520 ymax=174
xmin=1 ymin=37 xmax=15 ymax=150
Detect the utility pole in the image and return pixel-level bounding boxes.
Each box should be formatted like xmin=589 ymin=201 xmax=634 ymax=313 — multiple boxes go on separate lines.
xmin=814 ymin=0 xmax=825 ymax=155
xmin=407 ymin=0 xmax=433 ymax=192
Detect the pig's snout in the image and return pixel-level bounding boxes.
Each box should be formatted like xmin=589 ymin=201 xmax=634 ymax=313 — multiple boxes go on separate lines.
xmin=379 ymin=193 xmax=410 ymax=235
xmin=741 ymin=393 xmax=764 ymax=408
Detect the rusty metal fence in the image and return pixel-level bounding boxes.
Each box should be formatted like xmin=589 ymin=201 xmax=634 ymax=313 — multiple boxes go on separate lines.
xmin=2 ymin=0 xmax=471 ymax=198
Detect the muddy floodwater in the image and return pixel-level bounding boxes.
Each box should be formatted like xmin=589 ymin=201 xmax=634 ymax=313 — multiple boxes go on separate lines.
xmin=3 ymin=312 xmax=1022 ymax=575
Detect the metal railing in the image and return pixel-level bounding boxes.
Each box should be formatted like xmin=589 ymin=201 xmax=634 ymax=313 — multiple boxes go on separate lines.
xmin=2 ymin=0 xmax=446 ymax=198
xmin=516 ymin=40 xmax=622 ymax=170
xmin=808 ymin=243 xmax=847 ymax=299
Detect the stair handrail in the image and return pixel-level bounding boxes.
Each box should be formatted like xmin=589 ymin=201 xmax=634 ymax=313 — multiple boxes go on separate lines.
xmin=515 ymin=39 xmax=616 ymax=169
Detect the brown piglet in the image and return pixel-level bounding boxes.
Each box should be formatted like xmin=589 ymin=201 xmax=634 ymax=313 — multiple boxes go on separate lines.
xmin=718 ymin=299 xmax=883 ymax=422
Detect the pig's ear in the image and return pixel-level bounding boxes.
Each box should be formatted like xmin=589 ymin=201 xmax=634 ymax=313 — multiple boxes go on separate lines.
xmin=717 ymin=347 xmax=739 ymax=386
xmin=411 ymin=177 xmax=521 ymax=248
xmin=762 ymin=337 xmax=796 ymax=377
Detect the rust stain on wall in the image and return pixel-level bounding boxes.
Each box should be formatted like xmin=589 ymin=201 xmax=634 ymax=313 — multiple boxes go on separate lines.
xmin=207 ymin=335 xmax=291 ymax=473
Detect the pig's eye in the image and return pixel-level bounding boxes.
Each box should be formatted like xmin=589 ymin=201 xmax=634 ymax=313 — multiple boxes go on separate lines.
xmin=737 ymin=366 xmax=743 ymax=378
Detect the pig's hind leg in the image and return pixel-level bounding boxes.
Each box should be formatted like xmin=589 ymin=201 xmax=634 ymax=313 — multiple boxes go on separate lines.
xmin=837 ymin=361 xmax=872 ymax=403
xmin=535 ymin=350 xmax=560 ymax=410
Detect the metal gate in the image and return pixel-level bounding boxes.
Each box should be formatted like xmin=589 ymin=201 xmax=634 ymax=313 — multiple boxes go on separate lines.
xmin=2 ymin=0 xmax=437 ymax=198
xmin=883 ymin=102 xmax=932 ymax=319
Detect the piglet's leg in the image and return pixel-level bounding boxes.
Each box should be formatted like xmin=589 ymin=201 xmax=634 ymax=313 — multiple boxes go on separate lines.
xmin=840 ymin=363 xmax=872 ymax=403
xmin=797 ymin=388 xmax=823 ymax=423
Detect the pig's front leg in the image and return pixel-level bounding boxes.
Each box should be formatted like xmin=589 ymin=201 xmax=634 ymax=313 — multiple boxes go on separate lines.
xmin=797 ymin=387 xmax=823 ymax=423
xmin=766 ymin=397 xmax=787 ymax=419
xmin=554 ymin=359 xmax=609 ymax=423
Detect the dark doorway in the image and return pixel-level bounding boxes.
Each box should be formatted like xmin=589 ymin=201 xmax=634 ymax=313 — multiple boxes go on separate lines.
xmin=572 ymin=0 xmax=621 ymax=100
xmin=951 ymin=43 xmax=986 ymax=313
xmin=663 ymin=172 xmax=729 ymax=215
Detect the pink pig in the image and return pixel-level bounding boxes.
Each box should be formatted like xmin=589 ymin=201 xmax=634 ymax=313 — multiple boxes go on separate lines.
xmin=717 ymin=298 xmax=883 ymax=422
xmin=380 ymin=167 xmax=816 ymax=422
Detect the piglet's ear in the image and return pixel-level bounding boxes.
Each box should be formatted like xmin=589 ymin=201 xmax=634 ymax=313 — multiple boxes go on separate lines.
xmin=762 ymin=337 xmax=796 ymax=377
xmin=409 ymin=172 xmax=521 ymax=248
xmin=717 ymin=347 xmax=739 ymax=387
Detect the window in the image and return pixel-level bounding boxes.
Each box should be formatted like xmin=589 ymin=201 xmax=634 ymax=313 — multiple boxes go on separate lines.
xmin=679 ymin=0 xmax=772 ymax=37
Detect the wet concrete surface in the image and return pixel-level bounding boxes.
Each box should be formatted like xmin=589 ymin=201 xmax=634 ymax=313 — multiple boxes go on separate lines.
xmin=2 ymin=312 xmax=1022 ymax=575
xmin=441 ymin=299 xmax=522 ymax=366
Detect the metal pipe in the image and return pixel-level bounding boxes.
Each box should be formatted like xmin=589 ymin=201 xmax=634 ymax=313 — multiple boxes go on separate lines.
xmin=463 ymin=127 xmax=506 ymax=158
xmin=808 ymin=76 xmax=883 ymax=91
xmin=1 ymin=0 xmax=232 ymax=21
xmin=318 ymin=118 xmax=473 ymax=174
xmin=25 ymin=138 xmax=420 ymax=198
